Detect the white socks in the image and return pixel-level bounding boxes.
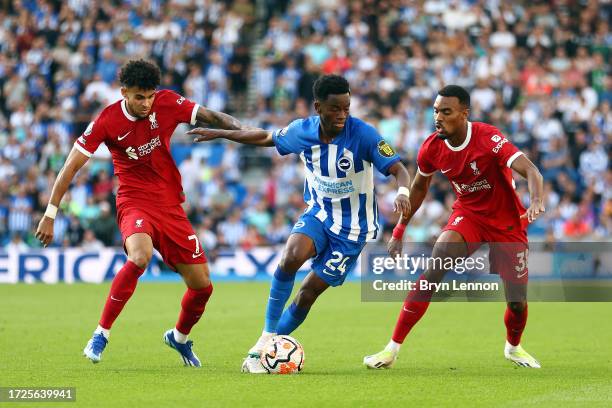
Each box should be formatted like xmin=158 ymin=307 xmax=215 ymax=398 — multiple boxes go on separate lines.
xmin=173 ymin=328 xmax=188 ymax=344
xmin=505 ymin=340 xmax=519 ymax=352
xmin=94 ymin=325 xmax=110 ymax=339
xmin=258 ymin=331 xmax=276 ymax=346
xmin=385 ymin=340 xmax=401 ymax=354
xmin=250 ymin=331 xmax=276 ymax=353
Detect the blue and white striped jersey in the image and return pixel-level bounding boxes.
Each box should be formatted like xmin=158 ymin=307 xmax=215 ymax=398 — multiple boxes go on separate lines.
xmin=272 ymin=115 xmax=401 ymax=243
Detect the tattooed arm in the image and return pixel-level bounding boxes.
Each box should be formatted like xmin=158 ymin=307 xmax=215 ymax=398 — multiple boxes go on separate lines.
xmin=195 ymin=106 xmax=247 ymax=130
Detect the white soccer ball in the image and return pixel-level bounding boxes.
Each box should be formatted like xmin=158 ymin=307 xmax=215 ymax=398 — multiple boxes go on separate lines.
xmin=260 ymin=335 xmax=305 ymax=374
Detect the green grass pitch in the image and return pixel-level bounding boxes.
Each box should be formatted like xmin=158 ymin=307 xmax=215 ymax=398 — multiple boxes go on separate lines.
xmin=1 ymin=282 xmax=611 ymax=407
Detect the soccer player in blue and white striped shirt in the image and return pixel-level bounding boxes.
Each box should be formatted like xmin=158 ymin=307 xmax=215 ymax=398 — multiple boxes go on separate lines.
xmin=189 ymin=75 xmax=411 ymax=373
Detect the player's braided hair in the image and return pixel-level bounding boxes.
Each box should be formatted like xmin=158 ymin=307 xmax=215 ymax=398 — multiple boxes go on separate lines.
xmin=313 ymin=75 xmax=350 ymax=102
xmin=438 ymin=85 xmax=471 ymax=108
xmin=118 ymin=59 xmax=161 ymax=90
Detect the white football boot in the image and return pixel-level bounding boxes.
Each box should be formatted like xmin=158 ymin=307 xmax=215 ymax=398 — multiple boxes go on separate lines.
xmin=241 ymin=332 xmax=275 ymax=374
xmin=504 ymin=341 xmax=541 ymax=368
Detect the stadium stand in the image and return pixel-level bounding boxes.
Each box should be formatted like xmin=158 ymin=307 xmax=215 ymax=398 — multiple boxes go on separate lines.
xmin=0 ymin=0 xmax=610 ymax=253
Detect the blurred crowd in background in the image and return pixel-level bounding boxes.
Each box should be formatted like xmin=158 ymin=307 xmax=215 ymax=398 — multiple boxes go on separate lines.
xmin=0 ymin=0 xmax=610 ymax=255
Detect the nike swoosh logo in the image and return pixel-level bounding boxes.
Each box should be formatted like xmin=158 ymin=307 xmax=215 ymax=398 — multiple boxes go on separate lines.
xmin=192 ymin=252 xmax=203 ymax=259
xmin=403 ymin=306 xmax=416 ymax=313
xmin=441 ymin=168 xmax=452 ymax=174
xmin=516 ymin=271 xmax=528 ymax=279
xmin=110 ymin=296 xmax=124 ymax=302
xmin=118 ymin=131 xmax=132 ymax=141
xmin=321 ymin=269 xmax=335 ymax=276
xmin=269 ymin=297 xmax=279 ymax=301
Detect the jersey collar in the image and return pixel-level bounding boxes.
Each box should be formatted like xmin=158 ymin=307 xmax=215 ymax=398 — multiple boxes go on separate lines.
xmin=121 ymin=99 xmax=138 ymax=122
xmin=444 ymin=121 xmax=472 ymax=152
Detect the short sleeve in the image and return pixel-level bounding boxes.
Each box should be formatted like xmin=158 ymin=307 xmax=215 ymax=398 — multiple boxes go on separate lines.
xmin=74 ymin=116 xmax=107 ymax=158
xmin=487 ymin=131 xmax=523 ymax=168
xmin=362 ymin=125 xmax=401 ymax=176
xmin=166 ymin=91 xmax=199 ymax=125
xmin=272 ymin=119 xmax=304 ymax=156
xmin=416 ymin=144 xmax=437 ymax=176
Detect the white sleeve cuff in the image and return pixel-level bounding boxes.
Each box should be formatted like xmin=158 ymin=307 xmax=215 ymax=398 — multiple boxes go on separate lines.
xmin=74 ymin=142 xmax=93 ymax=158
xmin=506 ymin=151 xmax=523 ymax=168
xmin=190 ymin=103 xmax=200 ymax=125
xmin=417 ymin=166 xmax=435 ymax=177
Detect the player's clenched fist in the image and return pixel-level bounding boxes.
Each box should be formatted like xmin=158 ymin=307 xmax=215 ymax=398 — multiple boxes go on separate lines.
xmin=35 ymin=216 xmax=55 ymax=247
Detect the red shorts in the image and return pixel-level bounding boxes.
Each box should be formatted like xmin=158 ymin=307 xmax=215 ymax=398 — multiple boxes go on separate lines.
xmin=117 ymin=203 xmax=207 ymax=270
xmin=442 ymin=209 xmax=529 ymax=284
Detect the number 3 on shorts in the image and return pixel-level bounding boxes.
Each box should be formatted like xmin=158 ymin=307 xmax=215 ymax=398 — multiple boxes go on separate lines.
xmin=515 ymin=249 xmax=528 ymax=273
xmin=325 ymin=251 xmax=350 ymax=275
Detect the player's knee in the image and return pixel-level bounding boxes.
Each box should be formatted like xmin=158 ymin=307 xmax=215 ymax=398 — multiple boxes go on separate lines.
xmin=508 ymin=301 xmax=526 ymax=314
xmin=189 ymin=273 xmax=211 ymax=290
xmin=129 ymin=251 xmax=152 ymax=270
xmin=279 ymin=248 xmax=307 ymax=273
xmin=423 ymin=269 xmax=446 ymax=284
xmin=177 ymin=263 xmax=211 ymax=289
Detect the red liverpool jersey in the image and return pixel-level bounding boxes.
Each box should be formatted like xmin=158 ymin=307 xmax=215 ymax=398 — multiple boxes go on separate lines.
xmin=74 ymin=90 xmax=199 ymax=207
xmin=417 ymin=121 xmax=526 ymax=229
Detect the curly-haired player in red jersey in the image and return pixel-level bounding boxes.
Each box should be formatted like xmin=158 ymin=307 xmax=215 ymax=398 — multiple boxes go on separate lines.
xmin=364 ymin=85 xmax=545 ymax=369
xmin=35 ymin=59 xmax=248 ymax=367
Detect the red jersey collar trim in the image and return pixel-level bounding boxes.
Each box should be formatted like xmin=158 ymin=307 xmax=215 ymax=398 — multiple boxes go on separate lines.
xmin=121 ymin=99 xmax=138 ymax=122
xmin=444 ymin=121 xmax=472 ymax=152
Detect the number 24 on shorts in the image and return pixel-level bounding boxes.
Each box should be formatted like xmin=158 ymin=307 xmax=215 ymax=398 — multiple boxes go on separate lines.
xmin=325 ymin=251 xmax=350 ymax=275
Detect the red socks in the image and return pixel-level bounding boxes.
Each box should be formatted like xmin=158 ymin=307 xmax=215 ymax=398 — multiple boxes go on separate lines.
xmin=99 ymin=260 xmax=213 ymax=336
xmin=176 ymin=284 xmax=213 ymax=335
xmin=390 ymin=275 xmax=529 ymax=346
xmin=99 ymin=261 xmax=145 ymax=329
xmin=391 ymin=275 xmax=434 ymax=344
xmin=505 ymin=304 xmax=528 ymax=346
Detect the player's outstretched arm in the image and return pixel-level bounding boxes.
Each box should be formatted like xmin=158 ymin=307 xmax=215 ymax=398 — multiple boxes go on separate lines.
xmin=387 ymin=162 xmax=412 ymax=217
xmin=188 ymin=128 xmax=274 ymax=147
xmin=387 ymin=171 xmax=433 ymax=257
xmin=35 ymin=147 xmax=90 ymax=247
xmin=398 ymin=171 xmax=432 ymax=225
xmin=511 ymin=154 xmax=545 ymax=223
xmin=194 ymin=106 xmax=247 ymax=131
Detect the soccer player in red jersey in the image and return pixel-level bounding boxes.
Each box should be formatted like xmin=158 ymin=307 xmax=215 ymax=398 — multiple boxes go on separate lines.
xmin=364 ymin=85 xmax=545 ymax=369
xmin=35 ymin=60 xmax=247 ymax=367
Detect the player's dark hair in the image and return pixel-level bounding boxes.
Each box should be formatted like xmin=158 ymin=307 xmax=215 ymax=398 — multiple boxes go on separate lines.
xmin=313 ymin=75 xmax=350 ymax=102
xmin=438 ymin=85 xmax=470 ymax=108
xmin=118 ymin=59 xmax=161 ymax=90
